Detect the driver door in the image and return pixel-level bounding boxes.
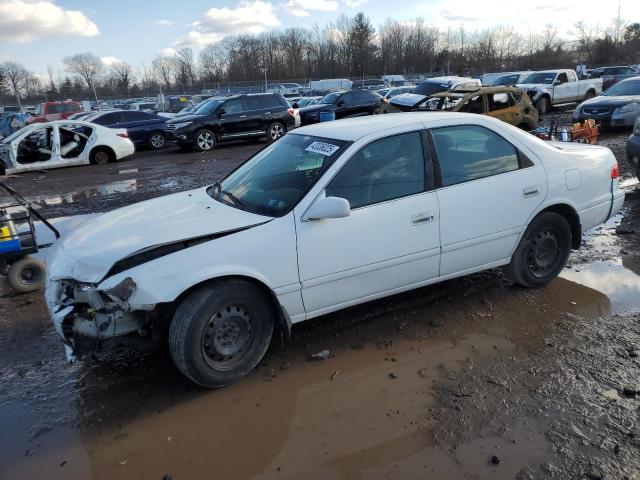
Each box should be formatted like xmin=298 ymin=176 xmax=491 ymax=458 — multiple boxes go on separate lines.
xmin=218 ymin=97 xmax=249 ymax=137
xmin=14 ymin=126 xmax=62 ymax=172
xmin=295 ymin=128 xmax=441 ymax=317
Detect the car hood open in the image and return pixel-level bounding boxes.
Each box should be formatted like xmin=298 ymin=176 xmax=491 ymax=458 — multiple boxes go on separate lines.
xmin=47 ymin=187 xmax=271 ymax=283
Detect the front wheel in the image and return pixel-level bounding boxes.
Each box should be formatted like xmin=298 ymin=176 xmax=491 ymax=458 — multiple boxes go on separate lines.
xmin=535 ymin=97 xmax=550 ymax=115
xmin=267 ymin=122 xmax=286 ymax=142
xmin=505 ymin=212 xmax=572 ymax=288
xmin=90 ymin=147 xmax=114 ymax=165
xmin=193 ymin=129 xmax=217 ymax=152
xmin=169 ymin=280 xmax=275 ymax=388
xmin=7 ymin=256 xmax=45 ymax=293
xmin=148 ymin=132 xmax=166 ymax=150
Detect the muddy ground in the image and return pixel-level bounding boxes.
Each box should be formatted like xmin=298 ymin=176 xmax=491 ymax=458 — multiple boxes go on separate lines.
xmin=0 ymin=116 xmax=639 ymax=480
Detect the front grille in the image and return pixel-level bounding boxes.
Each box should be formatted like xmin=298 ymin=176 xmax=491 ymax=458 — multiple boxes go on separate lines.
xmin=583 ymin=107 xmax=612 ymax=116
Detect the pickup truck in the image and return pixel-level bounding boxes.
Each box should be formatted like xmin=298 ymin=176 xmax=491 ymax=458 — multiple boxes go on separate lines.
xmin=517 ymin=69 xmax=602 ymax=115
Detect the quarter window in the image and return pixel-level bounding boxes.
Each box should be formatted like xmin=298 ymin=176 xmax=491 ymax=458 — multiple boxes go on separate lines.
xmin=487 ymin=93 xmax=514 ymax=111
xmin=326 ymin=131 xmax=426 ymax=209
xmin=431 ymin=125 xmax=520 ymax=187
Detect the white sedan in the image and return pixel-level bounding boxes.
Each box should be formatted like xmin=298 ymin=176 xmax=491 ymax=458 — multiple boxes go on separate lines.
xmin=45 ymin=113 xmax=624 ymax=387
xmin=0 ymin=120 xmax=135 ymax=175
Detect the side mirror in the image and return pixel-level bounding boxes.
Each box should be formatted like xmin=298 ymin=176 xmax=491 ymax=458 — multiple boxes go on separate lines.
xmin=304 ymin=196 xmax=350 ymax=221
xmin=218 ymin=109 xmax=226 ymax=118
xmin=337 ymin=100 xmax=345 ymax=107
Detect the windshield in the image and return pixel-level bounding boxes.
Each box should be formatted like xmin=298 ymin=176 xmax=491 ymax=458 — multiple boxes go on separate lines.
xmin=522 ymin=72 xmax=556 ymax=84
xmin=194 ymin=99 xmax=224 ymax=115
xmin=209 ymin=134 xmax=348 ymax=216
xmin=492 ymin=74 xmax=519 ymax=86
xmin=320 ymin=92 xmax=341 ymax=104
xmin=603 ymin=79 xmax=640 ymax=96
xmin=414 ymin=82 xmax=451 ymax=96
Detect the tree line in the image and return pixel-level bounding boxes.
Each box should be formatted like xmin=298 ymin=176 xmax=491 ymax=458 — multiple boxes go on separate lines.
xmin=1 ymin=11 xmax=639 ymax=106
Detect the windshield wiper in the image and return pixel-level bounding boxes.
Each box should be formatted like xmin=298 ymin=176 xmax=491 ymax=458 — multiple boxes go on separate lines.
xmin=220 ymin=189 xmax=245 ymax=209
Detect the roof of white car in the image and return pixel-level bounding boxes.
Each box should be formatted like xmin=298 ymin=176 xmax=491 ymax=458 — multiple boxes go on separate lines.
xmin=293 ymin=112 xmax=478 ymax=141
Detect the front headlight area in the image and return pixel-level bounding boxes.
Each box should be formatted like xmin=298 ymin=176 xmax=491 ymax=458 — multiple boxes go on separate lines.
xmin=170 ymin=121 xmax=193 ymax=130
xmin=51 ymin=277 xmax=151 ymax=360
xmin=616 ymin=102 xmax=640 ymax=115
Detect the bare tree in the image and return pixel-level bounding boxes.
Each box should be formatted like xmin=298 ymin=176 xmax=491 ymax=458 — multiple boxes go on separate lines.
xmin=199 ymin=44 xmax=228 ymax=83
xmin=110 ymin=61 xmax=133 ymax=96
xmin=173 ymin=48 xmax=195 ymax=92
xmin=2 ymin=61 xmax=29 ymax=111
xmin=152 ymin=55 xmax=174 ymax=89
xmin=63 ymin=53 xmax=103 ymax=106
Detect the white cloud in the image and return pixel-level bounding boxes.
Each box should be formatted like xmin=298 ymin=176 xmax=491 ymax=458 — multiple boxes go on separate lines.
xmin=158 ymin=47 xmax=177 ymax=57
xmin=0 ymin=0 xmax=99 ymax=43
xmin=285 ymin=0 xmax=337 ymax=16
xmin=154 ymin=19 xmax=174 ymax=27
xmin=174 ymin=1 xmax=280 ymax=47
xmin=101 ymin=56 xmax=123 ymax=66
xmin=343 ymin=0 xmax=367 ymax=7
xmin=290 ymin=8 xmax=309 ymax=17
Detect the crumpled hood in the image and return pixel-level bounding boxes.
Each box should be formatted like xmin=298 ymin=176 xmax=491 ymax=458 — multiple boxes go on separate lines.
xmin=580 ymin=95 xmax=640 ymax=109
xmin=389 ymin=93 xmax=427 ymax=109
xmin=47 ymin=187 xmax=271 ymax=283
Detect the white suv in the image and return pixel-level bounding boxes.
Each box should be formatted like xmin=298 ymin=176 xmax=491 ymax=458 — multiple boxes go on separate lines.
xmin=46 ymin=113 xmax=624 ymax=387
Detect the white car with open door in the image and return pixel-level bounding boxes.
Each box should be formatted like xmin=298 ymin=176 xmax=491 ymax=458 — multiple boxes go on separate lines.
xmin=45 ymin=113 xmax=624 ymax=388
xmin=0 ymin=120 xmax=135 ymax=175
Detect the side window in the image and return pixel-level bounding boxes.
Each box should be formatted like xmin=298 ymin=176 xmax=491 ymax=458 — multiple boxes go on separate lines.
xmin=92 ymin=112 xmax=121 ymax=126
xmin=124 ymin=112 xmax=150 ymax=122
xmin=487 ymin=93 xmax=514 ymax=111
xmin=557 ymin=73 xmax=569 ymax=84
xmin=223 ymin=98 xmax=244 ymax=114
xmin=262 ymin=95 xmax=282 ymax=108
xmin=431 ymin=125 xmax=520 ymax=187
xmin=325 ymin=131 xmax=426 ymax=209
xmin=245 ymin=96 xmax=263 ymax=111
xmin=459 ymin=95 xmax=484 ymax=114
xmin=339 ymin=92 xmax=353 ymax=105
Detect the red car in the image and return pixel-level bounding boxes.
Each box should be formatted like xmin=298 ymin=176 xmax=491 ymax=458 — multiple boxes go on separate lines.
xmin=27 ymin=101 xmax=83 ymax=124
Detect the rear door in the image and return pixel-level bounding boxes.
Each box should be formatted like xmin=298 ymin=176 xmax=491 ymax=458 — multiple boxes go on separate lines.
xmin=486 ymin=92 xmax=520 ymax=125
xmin=118 ymin=111 xmax=153 ymax=144
xmin=430 ymin=123 xmax=546 ymax=276
xmin=244 ymin=96 xmax=268 ymax=134
xmin=335 ymin=92 xmax=355 ymax=119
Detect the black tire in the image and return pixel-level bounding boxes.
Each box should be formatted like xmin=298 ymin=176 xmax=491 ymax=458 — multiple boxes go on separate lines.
xmin=7 ymin=256 xmax=45 ymax=293
xmin=90 ymin=147 xmax=114 ymax=165
xmin=193 ymin=129 xmax=217 ymax=152
xmin=371 ymin=106 xmax=381 ymax=115
xmin=584 ymin=90 xmax=596 ymax=101
xmin=266 ymin=122 xmax=286 ymax=142
xmin=148 ymin=132 xmax=166 ymax=150
xmin=535 ymin=97 xmax=550 ymax=115
xmin=169 ymin=280 xmax=275 ymax=388
xmin=505 ymin=212 xmax=572 ymax=288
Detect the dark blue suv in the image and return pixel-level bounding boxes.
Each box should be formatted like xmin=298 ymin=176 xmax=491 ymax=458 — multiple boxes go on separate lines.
xmin=87 ymin=111 xmax=169 ymax=149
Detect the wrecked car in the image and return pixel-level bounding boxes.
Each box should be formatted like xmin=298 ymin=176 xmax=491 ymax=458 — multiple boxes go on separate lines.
xmin=46 ymin=113 xmax=624 ymax=388
xmin=0 ymin=121 xmax=135 ymax=175
xmin=387 ymin=86 xmax=539 ymax=130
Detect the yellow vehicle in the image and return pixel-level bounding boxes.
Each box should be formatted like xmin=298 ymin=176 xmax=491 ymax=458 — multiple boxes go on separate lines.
xmin=386 ymin=86 xmax=539 ymax=130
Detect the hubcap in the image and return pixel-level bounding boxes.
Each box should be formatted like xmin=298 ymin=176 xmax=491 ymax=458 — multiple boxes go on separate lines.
xmin=270 ymin=124 xmax=284 ymax=140
xmin=95 ymin=151 xmax=108 ymax=164
xmin=20 ymin=267 xmax=40 ymax=285
xmin=202 ymin=305 xmax=253 ymax=369
xmin=151 ymin=134 xmax=165 ymax=148
xmin=197 ymin=132 xmax=215 ymax=150
xmin=527 ymin=230 xmax=560 ymax=277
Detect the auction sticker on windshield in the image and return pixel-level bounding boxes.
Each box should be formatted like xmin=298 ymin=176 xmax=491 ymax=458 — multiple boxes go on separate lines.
xmin=305 ymin=141 xmax=340 ymax=156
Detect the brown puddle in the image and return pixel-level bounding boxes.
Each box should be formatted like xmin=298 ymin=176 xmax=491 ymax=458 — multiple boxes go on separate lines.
xmin=0 ymin=273 xmax=613 ymax=480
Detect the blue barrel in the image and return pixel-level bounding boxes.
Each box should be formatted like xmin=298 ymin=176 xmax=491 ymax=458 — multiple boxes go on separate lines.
xmin=319 ymin=110 xmax=335 ymax=122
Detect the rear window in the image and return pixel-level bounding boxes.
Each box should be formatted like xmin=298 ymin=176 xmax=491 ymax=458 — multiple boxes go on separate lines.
xmin=92 ymin=112 xmax=121 ymax=125
xmin=415 ymin=81 xmax=451 ymax=96
xmin=63 ymin=103 xmax=82 ymax=113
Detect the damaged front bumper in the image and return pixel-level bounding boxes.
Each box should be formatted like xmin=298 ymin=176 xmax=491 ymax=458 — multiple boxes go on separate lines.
xmin=45 ymin=276 xmax=152 ymax=362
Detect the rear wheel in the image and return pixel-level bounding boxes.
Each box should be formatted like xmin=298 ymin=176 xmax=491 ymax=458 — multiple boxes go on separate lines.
xmin=505 ymin=212 xmax=572 ymax=288
xmin=90 ymin=147 xmax=114 ymax=165
xmin=267 ymin=122 xmax=286 ymax=142
xmin=169 ymin=280 xmax=275 ymax=388
xmin=7 ymin=257 xmax=45 ymax=293
xmin=148 ymin=132 xmax=166 ymax=150
xmin=584 ymin=90 xmax=596 ymax=101
xmin=535 ymin=97 xmax=550 ymax=115
xmin=193 ymin=129 xmax=217 ymax=152
xmin=371 ymin=106 xmax=381 ymax=115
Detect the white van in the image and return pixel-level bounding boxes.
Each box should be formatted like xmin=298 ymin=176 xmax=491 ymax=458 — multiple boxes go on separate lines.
xmin=308 ymin=79 xmax=353 ymax=91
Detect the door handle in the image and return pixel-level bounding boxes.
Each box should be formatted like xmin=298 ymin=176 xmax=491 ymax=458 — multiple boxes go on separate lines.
xmin=239 ymin=115 xmax=247 ymax=118
xmin=523 ymin=186 xmax=541 ymax=197
xmin=411 ymin=212 xmax=435 ymax=225
xmin=265 ymin=111 xmax=271 ymax=115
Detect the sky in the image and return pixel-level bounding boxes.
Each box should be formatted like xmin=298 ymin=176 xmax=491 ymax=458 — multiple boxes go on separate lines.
xmin=0 ymin=0 xmax=639 ymax=75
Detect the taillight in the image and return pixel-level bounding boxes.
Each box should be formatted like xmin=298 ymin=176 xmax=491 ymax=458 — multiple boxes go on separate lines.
xmin=610 ymin=163 xmax=620 ymax=179
xmin=117 ymin=132 xmax=129 ymax=138
xmin=287 ymin=108 xmax=297 ymax=116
